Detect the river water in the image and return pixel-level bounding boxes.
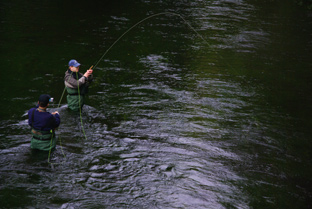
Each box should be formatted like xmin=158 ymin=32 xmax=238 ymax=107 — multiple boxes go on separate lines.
xmin=1 ymin=0 xmax=312 ymax=208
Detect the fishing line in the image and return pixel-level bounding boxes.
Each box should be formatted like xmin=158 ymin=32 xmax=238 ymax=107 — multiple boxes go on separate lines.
xmin=92 ymin=12 xmax=211 ymax=69
xmin=51 ymin=12 xmax=211 ymax=164
xmin=57 ymin=87 xmax=67 ymax=108
xmin=48 ymin=132 xmax=66 ymax=165
xmin=47 ymin=71 xmax=75 ymax=165
xmin=47 ymin=124 xmax=66 ymax=165
xmin=76 ymin=71 xmax=88 ymax=140
xmin=48 ymin=70 xmax=87 ymax=164
xmin=45 ymin=129 xmax=65 ymax=165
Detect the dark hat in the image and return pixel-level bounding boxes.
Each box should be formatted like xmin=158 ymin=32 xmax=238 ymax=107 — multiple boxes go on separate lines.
xmin=38 ymin=94 xmax=51 ymax=106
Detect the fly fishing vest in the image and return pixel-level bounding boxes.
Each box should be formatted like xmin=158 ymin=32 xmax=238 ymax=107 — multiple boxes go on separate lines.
xmin=66 ymin=85 xmax=88 ymax=111
xmin=30 ymin=109 xmax=56 ymax=151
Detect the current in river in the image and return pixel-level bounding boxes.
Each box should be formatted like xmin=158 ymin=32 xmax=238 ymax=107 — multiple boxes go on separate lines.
xmin=0 ymin=0 xmax=312 ymax=208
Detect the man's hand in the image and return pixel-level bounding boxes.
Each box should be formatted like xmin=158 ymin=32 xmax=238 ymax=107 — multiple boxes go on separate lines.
xmin=52 ymin=111 xmax=59 ymax=115
xmin=84 ymin=69 xmax=93 ymax=77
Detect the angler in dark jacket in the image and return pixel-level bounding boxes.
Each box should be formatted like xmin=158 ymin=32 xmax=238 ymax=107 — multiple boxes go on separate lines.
xmin=28 ymin=94 xmax=61 ymax=151
xmin=64 ymin=59 xmax=93 ymax=111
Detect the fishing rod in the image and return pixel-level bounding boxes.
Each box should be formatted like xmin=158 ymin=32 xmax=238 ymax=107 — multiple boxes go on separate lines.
xmin=50 ymin=12 xmax=210 ymax=164
xmin=59 ymin=12 xmax=210 ymax=107
xmin=91 ymin=12 xmax=211 ymax=70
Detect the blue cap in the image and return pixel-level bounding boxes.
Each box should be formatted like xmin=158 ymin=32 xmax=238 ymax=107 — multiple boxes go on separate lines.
xmin=68 ymin=59 xmax=81 ymax=67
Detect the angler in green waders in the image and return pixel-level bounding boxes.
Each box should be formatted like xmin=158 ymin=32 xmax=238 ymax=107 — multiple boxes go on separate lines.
xmin=65 ymin=59 xmax=93 ymax=111
xmin=28 ymin=94 xmax=61 ymax=151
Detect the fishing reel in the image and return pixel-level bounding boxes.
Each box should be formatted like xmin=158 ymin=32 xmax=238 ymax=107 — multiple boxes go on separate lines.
xmin=49 ymin=98 xmax=54 ymax=103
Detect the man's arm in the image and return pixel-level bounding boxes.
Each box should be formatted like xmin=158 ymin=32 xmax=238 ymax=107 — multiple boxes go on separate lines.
xmin=50 ymin=112 xmax=60 ymax=129
xmin=64 ymin=72 xmax=87 ymax=88
xmin=28 ymin=109 xmax=33 ymax=127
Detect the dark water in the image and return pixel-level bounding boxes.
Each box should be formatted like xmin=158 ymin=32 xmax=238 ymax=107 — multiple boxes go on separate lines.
xmin=1 ymin=0 xmax=312 ymax=208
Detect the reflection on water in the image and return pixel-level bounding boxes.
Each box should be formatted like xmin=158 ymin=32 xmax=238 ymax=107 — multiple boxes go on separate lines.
xmin=1 ymin=0 xmax=312 ymax=208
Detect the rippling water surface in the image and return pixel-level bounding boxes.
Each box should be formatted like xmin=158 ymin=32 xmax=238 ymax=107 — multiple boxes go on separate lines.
xmin=1 ymin=0 xmax=312 ymax=208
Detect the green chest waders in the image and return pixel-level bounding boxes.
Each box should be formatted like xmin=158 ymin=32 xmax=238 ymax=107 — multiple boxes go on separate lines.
xmin=66 ymin=86 xmax=86 ymax=111
xmin=30 ymin=109 xmax=56 ymax=151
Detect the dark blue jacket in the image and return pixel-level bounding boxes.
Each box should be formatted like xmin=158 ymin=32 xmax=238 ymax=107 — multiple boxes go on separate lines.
xmin=28 ymin=107 xmax=60 ymax=131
